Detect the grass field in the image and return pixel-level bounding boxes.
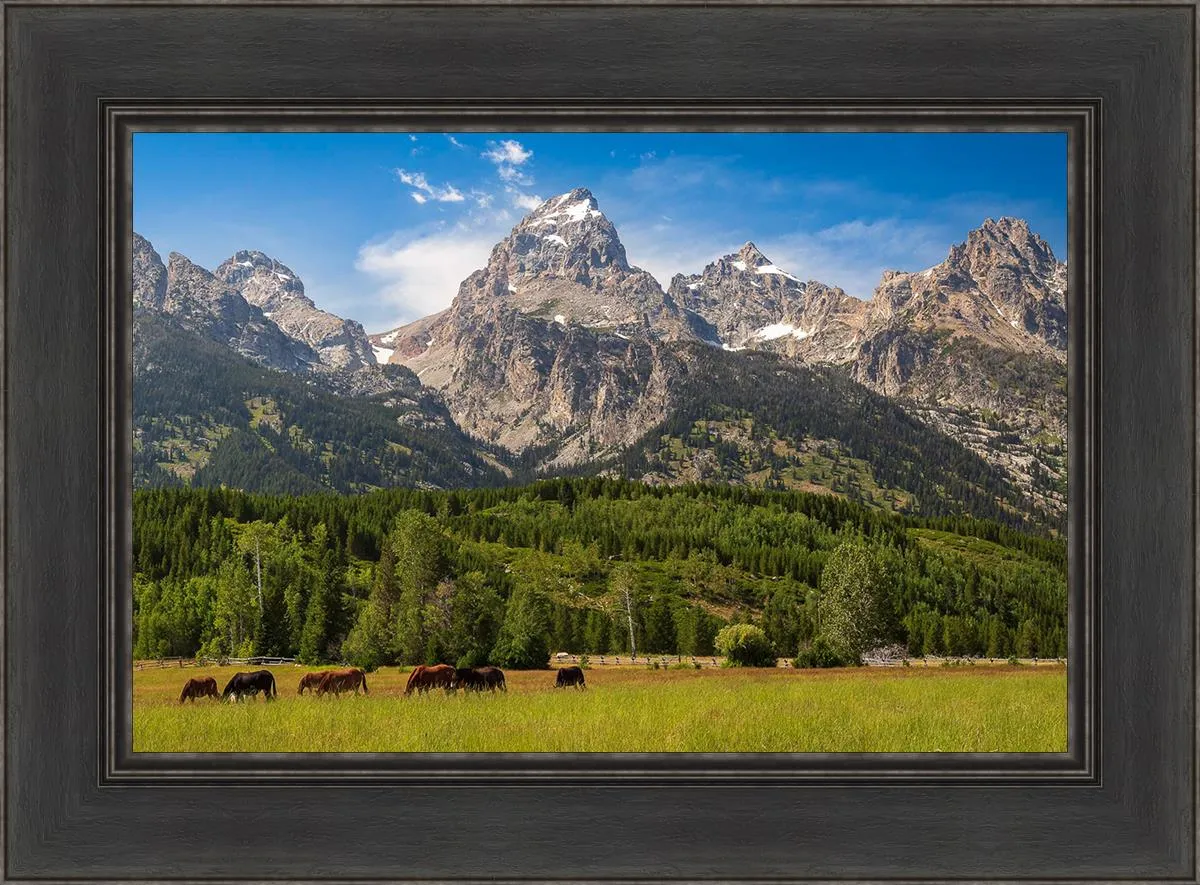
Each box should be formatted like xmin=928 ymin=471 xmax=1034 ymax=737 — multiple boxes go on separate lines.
xmin=133 ymin=664 xmax=1067 ymax=753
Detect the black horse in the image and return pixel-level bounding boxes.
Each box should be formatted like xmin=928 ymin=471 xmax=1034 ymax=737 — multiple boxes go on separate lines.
xmin=454 ymin=666 xmax=507 ymax=692
xmin=555 ymin=666 xmax=586 ymax=689
xmin=221 ymin=669 xmax=277 ymax=702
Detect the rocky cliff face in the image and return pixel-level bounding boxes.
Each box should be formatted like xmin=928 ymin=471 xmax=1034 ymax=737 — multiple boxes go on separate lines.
xmin=215 ymin=251 xmax=377 ymax=371
xmin=374 ymin=189 xmax=691 ymax=463
xmin=133 ymin=234 xmax=319 ymax=373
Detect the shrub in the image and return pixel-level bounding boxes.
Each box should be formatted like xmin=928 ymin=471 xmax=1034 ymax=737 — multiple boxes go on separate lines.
xmin=793 ymin=636 xmax=849 ymax=669
xmin=715 ymin=624 xmax=777 ymax=668
xmin=578 ymin=654 xmax=590 ymax=670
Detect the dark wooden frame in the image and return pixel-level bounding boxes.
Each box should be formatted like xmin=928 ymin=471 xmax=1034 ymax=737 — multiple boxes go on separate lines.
xmin=5 ymin=2 xmax=1195 ymax=881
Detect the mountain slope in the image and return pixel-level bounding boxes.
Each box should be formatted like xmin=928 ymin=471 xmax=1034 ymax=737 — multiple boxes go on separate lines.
xmin=133 ymin=310 xmax=510 ymax=493
xmin=661 ymin=219 xmax=1067 ymax=519
xmin=604 ymin=344 xmax=1052 ymax=529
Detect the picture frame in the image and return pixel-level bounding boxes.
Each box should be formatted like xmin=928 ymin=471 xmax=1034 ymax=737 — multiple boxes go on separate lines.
xmin=4 ymin=1 xmax=1194 ymax=881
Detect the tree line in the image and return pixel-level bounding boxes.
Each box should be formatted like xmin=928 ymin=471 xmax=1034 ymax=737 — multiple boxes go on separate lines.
xmin=133 ymin=478 xmax=1068 ymax=669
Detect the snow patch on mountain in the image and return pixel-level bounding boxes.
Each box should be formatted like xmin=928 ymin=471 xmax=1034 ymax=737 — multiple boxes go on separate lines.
xmin=755 ymin=264 xmax=801 ymax=283
xmin=756 ymin=323 xmax=812 ymax=341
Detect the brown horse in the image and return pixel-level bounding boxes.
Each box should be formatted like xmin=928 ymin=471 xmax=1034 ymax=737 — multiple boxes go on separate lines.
xmin=298 ymin=670 xmax=335 ymax=695
xmin=404 ymin=664 xmax=455 ymax=695
xmin=179 ymin=676 xmax=219 ymax=703
xmin=315 ymin=668 xmax=368 ymax=698
xmin=453 ymin=666 xmax=507 ymax=692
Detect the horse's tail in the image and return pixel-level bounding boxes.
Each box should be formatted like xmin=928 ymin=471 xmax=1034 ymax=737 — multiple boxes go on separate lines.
xmin=179 ymin=683 xmax=189 ymax=704
xmin=361 ymin=671 xmax=368 ymax=694
xmin=268 ymin=672 xmax=277 ymax=699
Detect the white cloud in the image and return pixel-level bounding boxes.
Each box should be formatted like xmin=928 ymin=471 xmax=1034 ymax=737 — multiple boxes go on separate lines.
xmin=411 ymin=192 xmax=428 ymax=205
xmin=395 ymin=168 xmax=466 ymax=203
xmin=511 ymin=191 xmax=543 ymax=211
xmin=482 ymin=139 xmax=535 ymax=188
xmin=446 ymin=135 xmax=467 ymax=149
xmin=482 ymin=139 xmax=532 ymax=166
xmin=355 ymin=214 xmax=513 ymax=329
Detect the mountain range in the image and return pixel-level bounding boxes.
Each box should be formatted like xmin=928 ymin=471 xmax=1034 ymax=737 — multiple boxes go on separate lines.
xmin=132 ymin=187 xmax=1067 ymax=530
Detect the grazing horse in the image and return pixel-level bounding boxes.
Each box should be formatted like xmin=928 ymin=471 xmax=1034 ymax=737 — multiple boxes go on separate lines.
xmin=404 ymin=664 xmax=455 ymax=695
xmin=298 ymin=670 xmax=334 ymax=695
xmin=221 ymin=669 xmax=277 ymax=702
xmin=179 ymin=676 xmax=219 ymax=703
xmin=453 ymin=666 xmax=507 ymax=692
xmin=315 ymin=668 xmax=368 ymax=698
xmin=555 ymin=665 xmax=586 ymax=689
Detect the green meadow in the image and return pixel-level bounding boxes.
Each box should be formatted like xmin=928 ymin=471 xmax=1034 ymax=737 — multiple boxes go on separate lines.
xmin=134 ymin=664 xmax=1067 ymax=754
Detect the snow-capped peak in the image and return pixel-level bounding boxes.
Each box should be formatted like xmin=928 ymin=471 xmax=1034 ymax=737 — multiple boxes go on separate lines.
xmin=529 ymin=188 xmax=605 ymax=226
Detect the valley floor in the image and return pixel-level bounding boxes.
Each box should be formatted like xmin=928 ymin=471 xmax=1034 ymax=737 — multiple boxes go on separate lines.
xmin=133 ymin=664 xmax=1067 ymax=754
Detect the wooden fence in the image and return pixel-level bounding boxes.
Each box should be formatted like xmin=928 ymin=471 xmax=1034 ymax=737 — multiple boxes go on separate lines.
xmin=133 ymin=654 xmax=1066 ymax=671
xmin=133 ymin=656 xmax=298 ymax=671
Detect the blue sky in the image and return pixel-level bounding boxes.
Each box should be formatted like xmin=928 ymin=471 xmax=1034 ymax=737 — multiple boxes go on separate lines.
xmin=134 ymin=132 xmax=1067 ymax=333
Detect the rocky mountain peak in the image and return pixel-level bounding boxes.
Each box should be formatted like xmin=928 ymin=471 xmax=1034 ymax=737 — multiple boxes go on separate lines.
xmin=666 ymin=242 xmax=864 ymax=357
xmin=166 ymin=251 xmax=224 ymax=300
xmin=215 ymin=250 xmax=307 ymax=313
xmin=951 ymin=216 xmax=1060 ymax=282
xmin=868 ymin=217 xmax=1067 ymax=358
xmin=735 ymin=241 xmax=770 ymax=267
xmin=494 ymin=187 xmax=630 ymax=281
xmin=212 ymin=249 xmax=375 ymax=371
xmin=132 ymin=233 xmax=168 ymax=310
xmin=426 ymin=186 xmax=688 ymax=342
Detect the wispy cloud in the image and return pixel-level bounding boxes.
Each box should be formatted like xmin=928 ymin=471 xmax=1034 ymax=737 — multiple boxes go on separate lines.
xmin=510 ymin=190 xmax=543 ymax=211
xmin=482 ymin=139 xmax=533 ymax=166
xmin=395 ymin=168 xmax=465 ymax=203
xmin=483 ymin=139 xmax=535 ymax=187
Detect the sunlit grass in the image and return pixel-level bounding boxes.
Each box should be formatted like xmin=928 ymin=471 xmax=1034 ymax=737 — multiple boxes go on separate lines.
xmin=133 ymin=664 xmax=1067 ymax=754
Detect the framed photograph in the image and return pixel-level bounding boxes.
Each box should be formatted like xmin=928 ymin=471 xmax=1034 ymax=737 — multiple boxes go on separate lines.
xmin=5 ymin=1 xmax=1195 ymax=882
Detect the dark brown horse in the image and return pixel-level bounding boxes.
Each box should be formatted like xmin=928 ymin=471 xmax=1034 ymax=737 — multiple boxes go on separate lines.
xmin=454 ymin=666 xmax=507 ymax=692
xmin=179 ymin=676 xmax=219 ymax=703
xmin=221 ymin=669 xmax=277 ymax=702
xmin=315 ymin=668 xmax=368 ymax=697
xmin=555 ymin=666 xmax=586 ymax=689
xmin=297 ymin=670 xmax=334 ymax=695
xmin=404 ymin=664 xmax=455 ymax=695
